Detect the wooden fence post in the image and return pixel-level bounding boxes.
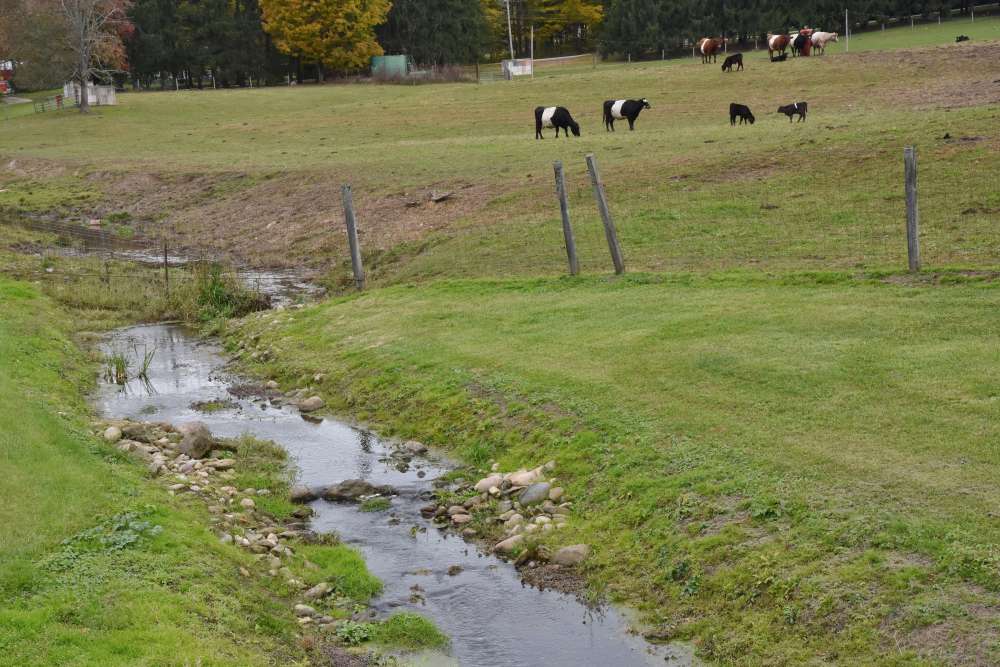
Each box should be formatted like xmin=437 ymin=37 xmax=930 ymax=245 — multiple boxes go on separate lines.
xmin=904 ymin=146 xmax=921 ymax=273
xmin=585 ymin=153 xmax=625 ymax=275
xmin=341 ymin=184 xmax=366 ymax=290
xmin=553 ymin=161 xmax=579 ymax=276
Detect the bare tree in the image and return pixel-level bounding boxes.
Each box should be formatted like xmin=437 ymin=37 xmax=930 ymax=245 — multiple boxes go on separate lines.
xmin=59 ymin=0 xmax=129 ymax=112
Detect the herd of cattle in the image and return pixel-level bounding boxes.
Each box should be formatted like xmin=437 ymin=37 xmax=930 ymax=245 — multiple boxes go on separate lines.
xmin=533 ymin=30 xmax=834 ymax=139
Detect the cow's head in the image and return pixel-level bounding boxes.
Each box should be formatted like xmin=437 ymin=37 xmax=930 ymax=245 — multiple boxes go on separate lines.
xmin=569 ymin=120 xmax=581 ymax=137
xmin=830 ymin=33 xmax=839 ymax=41
xmin=640 ymin=98 xmax=651 ymax=109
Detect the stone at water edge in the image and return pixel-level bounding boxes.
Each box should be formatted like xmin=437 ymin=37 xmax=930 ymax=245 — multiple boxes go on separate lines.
xmin=548 ymin=487 xmax=565 ymax=502
xmin=451 ymin=514 xmax=472 ymax=525
xmin=474 ymin=474 xmax=503 ymax=493
xmin=518 ymin=482 xmax=551 ymax=506
xmin=265 ymin=380 xmax=279 ymax=390
xmin=322 ymin=479 xmax=395 ymax=501
xmin=507 ymin=469 xmax=541 ymax=487
xmin=494 ymin=534 xmax=524 ymax=555
xmin=294 ymin=604 xmax=317 ymax=617
xmin=402 ymin=440 xmax=428 ymax=455
xmin=304 ymin=582 xmax=332 ymax=600
xmin=176 ymin=421 xmax=215 ymax=458
xmin=103 ymin=426 xmax=122 ymax=443
xmin=446 ymin=505 xmax=467 ymax=516
xmin=552 ymin=544 xmax=590 ymax=566
xmin=289 ymin=485 xmax=318 ymax=503
xmin=298 ymin=396 xmax=325 ymax=413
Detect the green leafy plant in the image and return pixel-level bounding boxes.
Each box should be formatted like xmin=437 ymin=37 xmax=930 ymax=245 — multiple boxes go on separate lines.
xmin=335 ymin=620 xmax=375 ymax=646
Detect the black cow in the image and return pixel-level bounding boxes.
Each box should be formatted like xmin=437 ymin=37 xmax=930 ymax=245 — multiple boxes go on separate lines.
xmin=956 ymin=35 xmax=970 ymax=43
xmin=777 ymin=101 xmax=808 ymax=122
xmin=721 ymin=53 xmax=744 ymax=72
xmin=603 ymin=98 xmax=651 ymax=132
xmin=771 ymin=53 xmax=788 ymax=62
xmin=729 ymin=103 xmax=755 ymax=126
xmin=792 ymin=33 xmax=810 ymax=56
xmin=535 ymin=106 xmax=580 ymax=139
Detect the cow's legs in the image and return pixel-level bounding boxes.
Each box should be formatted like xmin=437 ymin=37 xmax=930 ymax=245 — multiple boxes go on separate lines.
xmin=628 ymin=118 xmax=635 ymax=131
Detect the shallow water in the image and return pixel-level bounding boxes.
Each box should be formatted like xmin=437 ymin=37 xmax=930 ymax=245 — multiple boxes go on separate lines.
xmin=96 ymin=324 xmax=695 ymax=667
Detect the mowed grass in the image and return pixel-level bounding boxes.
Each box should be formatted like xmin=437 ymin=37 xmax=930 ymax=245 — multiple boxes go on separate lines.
xmin=237 ymin=273 xmax=1000 ymax=664
xmin=0 ymin=277 xmax=389 ymax=666
xmin=1 ymin=18 xmax=997 ymax=274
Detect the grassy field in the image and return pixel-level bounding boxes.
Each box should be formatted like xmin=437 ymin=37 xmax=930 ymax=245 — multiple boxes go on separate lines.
xmin=0 ymin=18 xmax=997 ymax=275
xmin=235 ymin=272 xmax=1000 ymax=665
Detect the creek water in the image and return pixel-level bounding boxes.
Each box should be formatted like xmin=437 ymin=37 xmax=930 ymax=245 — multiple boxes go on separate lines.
xmin=95 ymin=324 xmax=696 ymax=667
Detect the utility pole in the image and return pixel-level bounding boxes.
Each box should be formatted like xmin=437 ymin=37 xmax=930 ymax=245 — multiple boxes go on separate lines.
xmin=845 ymin=9 xmax=850 ymax=52
xmin=504 ymin=0 xmax=515 ymax=60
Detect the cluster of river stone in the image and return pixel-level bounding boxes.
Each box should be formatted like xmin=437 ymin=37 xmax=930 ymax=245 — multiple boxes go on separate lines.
xmin=421 ymin=461 xmax=591 ymax=568
xmin=98 ymin=418 xmax=368 ymax=633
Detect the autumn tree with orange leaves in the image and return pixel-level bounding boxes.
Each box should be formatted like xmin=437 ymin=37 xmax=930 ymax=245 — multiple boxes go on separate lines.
xmin=260 ymin=0 xmax=390 ymax=79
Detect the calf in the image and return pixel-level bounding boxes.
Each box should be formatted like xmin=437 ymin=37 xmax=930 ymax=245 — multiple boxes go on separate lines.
xmin=721 ymin=53 xmax=743 ymax=72
xmin=729 ymin=103 xmax=754 ymax=126
xmin=535 ymin=106 xmax=580 ymax=139
xmin=777 ymin=101 xmax=808 ymax=122
xmin=771 ymin=53 xmax=788 ymax=62
xmin=603 ymin=98 xmax=651 ymax=132
xmin=956 ymin=35 xmax=970 ymax=43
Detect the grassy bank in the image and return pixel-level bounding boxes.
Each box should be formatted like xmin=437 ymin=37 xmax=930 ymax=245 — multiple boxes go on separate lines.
xmin=231 ymin=272 xmax=1000 ymax=665
xmin=0 ymin=276 xmax=440 ymax=665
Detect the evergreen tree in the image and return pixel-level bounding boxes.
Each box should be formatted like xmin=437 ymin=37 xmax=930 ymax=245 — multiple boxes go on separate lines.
xmin=378 ymin=0 xmax=488 ymax=65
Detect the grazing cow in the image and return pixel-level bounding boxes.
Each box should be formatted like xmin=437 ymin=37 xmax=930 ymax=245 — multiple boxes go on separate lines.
xmin=777 ymin=101 xmax=808 ymax=122
xmin=767 ymin=33 xmax=790 ymax=60
xmin=603 ymin=98 xmax=651 ymax=132
xmin=698 ymin=37 xmax=726 ymax=64
xmin=811 ymin=31 xmax=838 ymax=55
xmin=721 ymin=53 xmax=744 ymax=72
xmin=956 ymin=35 xmax=970 ymax=43
xmin=729 ymin=103 xmax=755 ymax=126
xmin=771 ymin=53 xmax=788 ymax=62
xmin=792 ymin=28 xmax=812 ymax=56
xmin=535 ymin=106 xmax=580 ymax=139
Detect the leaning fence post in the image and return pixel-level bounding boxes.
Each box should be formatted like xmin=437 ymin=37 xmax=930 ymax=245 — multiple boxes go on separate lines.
xmin=904 ymin=146 xmax=921 ymax=273
xmin=585 ymin=153 xmax=625 ymax=275
xmin=341 ymin=184 xmax=366 ymax=290
xmin=553 ymin=161 xmax=579 ymax=276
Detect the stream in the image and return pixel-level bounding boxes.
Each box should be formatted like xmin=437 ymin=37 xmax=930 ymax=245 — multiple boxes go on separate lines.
xmin=95 ymin=324 xmax=696 ymax=666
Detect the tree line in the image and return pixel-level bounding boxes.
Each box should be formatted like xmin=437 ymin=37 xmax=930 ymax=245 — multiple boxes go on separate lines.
xmin=0 ymin=0 xmax=988 ymax=91
xmin=601 ymin=0 xmax=986 ymax=57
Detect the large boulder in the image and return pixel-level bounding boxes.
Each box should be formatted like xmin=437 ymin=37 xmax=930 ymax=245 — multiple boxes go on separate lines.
xmin=552 ymin=544 xmax=590 ymax=566
xmin=518 ymin=482 xmax=551 ymax=507
xmin=103 ymin=426 xmax=122 ymax=443
xmin=176 ymin=421 xmax=215 ymax=459
xmin=322 ymin=479 xmax=395 ymax=502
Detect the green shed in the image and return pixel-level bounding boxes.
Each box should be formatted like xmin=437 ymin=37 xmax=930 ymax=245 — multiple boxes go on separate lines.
xmin=371 ymin=55 xmax=409 ymax=78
